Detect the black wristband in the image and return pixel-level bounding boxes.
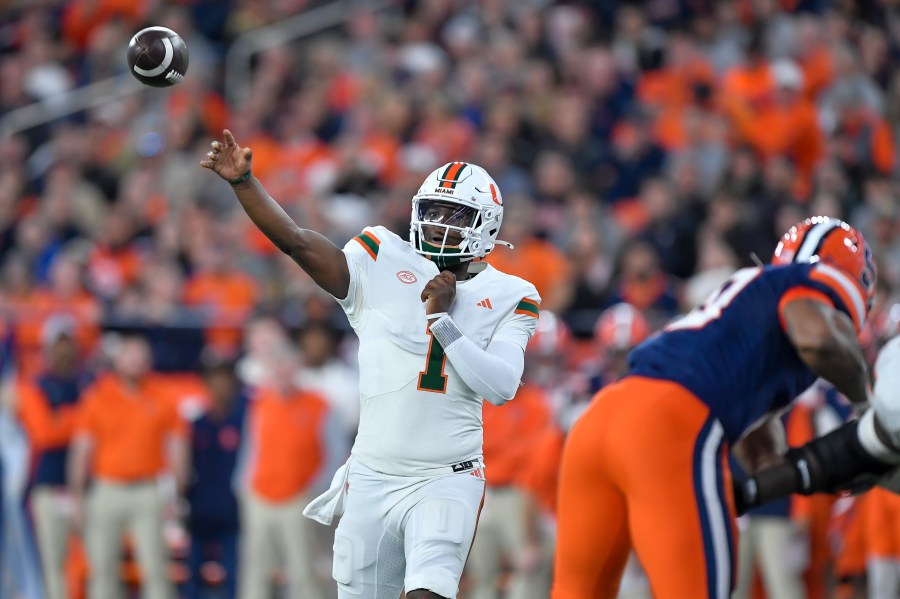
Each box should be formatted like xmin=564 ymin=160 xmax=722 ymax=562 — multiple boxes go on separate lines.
xmin=228 ymin=170 xmax=252 ymax=186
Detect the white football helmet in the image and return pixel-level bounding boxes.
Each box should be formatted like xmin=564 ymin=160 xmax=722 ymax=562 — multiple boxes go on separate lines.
xmin=409 ymin=162 xmax=512 ymax=268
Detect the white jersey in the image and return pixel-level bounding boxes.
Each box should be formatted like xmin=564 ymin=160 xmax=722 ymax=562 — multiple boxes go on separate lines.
xmin=335 ymin=226 xmax=541 ymax=476
xmin=874 ymin=336 xmax=900 ymax=449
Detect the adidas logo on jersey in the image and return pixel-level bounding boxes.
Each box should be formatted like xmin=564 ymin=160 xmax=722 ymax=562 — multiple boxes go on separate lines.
xmin=476 ymin=298 xmax=493 ymax=309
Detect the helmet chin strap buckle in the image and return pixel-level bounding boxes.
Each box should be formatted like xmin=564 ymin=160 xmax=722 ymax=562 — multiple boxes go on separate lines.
xmin=494 ymin=239 xmax=515 ymax=250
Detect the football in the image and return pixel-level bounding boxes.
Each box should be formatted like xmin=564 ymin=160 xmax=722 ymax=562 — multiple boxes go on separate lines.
xmin=126 ymin=27 xmax=189 ymax=88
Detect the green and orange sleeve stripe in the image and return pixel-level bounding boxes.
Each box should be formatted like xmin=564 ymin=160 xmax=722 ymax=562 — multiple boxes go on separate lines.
xmin=515 ymin=297 xmax=540 ymax=318
xmin=353 ymin=231 xmax=380 ymax=260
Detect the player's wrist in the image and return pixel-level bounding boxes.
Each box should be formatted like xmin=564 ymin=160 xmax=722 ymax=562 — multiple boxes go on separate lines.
xmin=426 ymin=312 xmax=449 ymax=321
xmin=228 ymin=170 xmax=252 ymax=186
xmin=429 ymin=314 xmax=464 ymax=350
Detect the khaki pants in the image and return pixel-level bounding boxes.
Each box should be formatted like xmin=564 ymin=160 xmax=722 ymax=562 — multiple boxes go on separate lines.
xmin=733 ymin=516 xmax=807 ymax=599
xmin=31 ymin=486 xmax=75 ymax=599
xmin=467 ymin=487 xmax=551 ymax=599
xmin=86 ymin=480 xmax=173 ymax=599
xmin=867 ymin=558 xmax=900 ymax=599
xmin=239 ymin=490 xmax=323 ymax=599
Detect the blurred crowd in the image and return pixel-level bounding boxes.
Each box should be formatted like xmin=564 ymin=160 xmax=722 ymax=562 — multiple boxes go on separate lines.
xmin=2 ymin=0 xmax=900 ymax=597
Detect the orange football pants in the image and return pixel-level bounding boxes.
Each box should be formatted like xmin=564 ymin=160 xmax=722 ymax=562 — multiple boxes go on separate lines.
xmin=552 ymin=376 xmax=737 ymax=599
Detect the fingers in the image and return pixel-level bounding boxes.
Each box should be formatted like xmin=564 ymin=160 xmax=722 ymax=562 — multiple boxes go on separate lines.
xmin=223 ymin=129 xmax=235 ymax=146
xmin=420 ymin=272 xmax=457 ymax=303
xmin=204 ymin=140 xmax=221 ymax=167
xmin=420 ymin=280 xmax=438 ymax=302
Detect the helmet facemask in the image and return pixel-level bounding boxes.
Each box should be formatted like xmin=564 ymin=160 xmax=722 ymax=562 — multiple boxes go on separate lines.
xmin=410 ymin=198 xmax=497 ymax=268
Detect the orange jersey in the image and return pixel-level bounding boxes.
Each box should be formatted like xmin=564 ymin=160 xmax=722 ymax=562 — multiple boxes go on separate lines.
xmin=481 ymin=385 xmax=552 ymax=487
xmin=247 ymin=387 xmax=330 ymax=502
xmin=485 ymin=239 xmax=570 ymax=311
xmin=862 ymin=486 xmax=900 ymax=560
xmin=183 ymin=271 xmax=259 ymax=352
xmin=518 ymin=424 xmax=565 ymax=516
xmin=75 ymin=374 xmax=188 ymax=481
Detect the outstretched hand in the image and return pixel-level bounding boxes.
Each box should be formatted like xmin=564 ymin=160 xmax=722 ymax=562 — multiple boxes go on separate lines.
xmin=200 ymin=129 xmax=252 ymax=182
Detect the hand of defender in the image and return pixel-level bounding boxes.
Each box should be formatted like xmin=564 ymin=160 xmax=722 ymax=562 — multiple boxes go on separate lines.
xmin=200 ymin=129 xmax=252 ymax=182
xmin=421 ymin=271 xmax=456 ymax=316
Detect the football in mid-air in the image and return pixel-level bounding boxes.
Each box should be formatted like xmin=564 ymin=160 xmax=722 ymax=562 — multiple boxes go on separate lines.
xmin=126 ymin=26 xmax=189 ymax=88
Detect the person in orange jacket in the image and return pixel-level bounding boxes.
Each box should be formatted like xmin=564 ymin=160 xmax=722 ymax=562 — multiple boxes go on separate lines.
xmin=236 ymin=344 xmax=344 ymax=599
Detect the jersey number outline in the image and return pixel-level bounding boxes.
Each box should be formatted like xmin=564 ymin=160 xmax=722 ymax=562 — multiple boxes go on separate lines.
xmin=667 ymin=267 xmax=762 ymax=331
xmin=418 ymin=326 xmax=448 ymax=393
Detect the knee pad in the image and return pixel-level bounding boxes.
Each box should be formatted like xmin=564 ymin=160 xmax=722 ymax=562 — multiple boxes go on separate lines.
xmin=334 ymin=529 xmax=406 ymax=599
xmin=333 ymin=532 xmax=365 ymax=593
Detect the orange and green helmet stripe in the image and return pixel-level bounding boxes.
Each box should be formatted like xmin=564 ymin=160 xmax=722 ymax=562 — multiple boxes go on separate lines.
xmin=353 ymin=231 xmax=380 ymax=260
xmin=439 ymin=162 xmax=468 ymax=189
xmin=515 ymin=297 xmax=540 ymax=317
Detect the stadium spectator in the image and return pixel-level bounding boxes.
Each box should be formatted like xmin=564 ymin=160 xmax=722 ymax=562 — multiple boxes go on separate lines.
xmin=294 ymin=321 xmax=359 ymax=446
xmin=16 ymin=315 xmax=92 ymax=599
xmin=184 ymin=354 xmax=247 ymax=599
xmin=236 ymin=345 xmax=342 ymax=599
xmin=68 ymin=334 xmax=187 ymax=599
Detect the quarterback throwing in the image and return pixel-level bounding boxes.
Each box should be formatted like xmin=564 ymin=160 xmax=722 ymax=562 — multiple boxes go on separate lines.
xmin=201 ymin=130 xmax=540 ymax=599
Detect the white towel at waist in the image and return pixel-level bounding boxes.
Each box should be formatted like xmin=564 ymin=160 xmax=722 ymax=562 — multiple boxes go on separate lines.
xmin=302 ymin=460 xmax=350 ymax=525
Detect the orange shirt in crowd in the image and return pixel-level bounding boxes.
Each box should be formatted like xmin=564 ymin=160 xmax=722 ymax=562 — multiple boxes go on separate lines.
xmin=75 ymin=373 xmax=188 ymax=482
xmin=786 ymin=400 xmax=835 ymax=599
xmin=486 ymin=239 xmax=570 ymax=312
xmin=9 ymin=290 xmax=100 ymax=377
xmin=88 ymin=244 xmax=144 ymax=297
xmin=518 ymin=425 xmax=566 ymax=516
xmin=183 ymin=271 xmax=259 ymax=354
xmin=17 ymin=378 xmax=78 ymax=450
xmin=862 ymin=486 xmax=900 ymax=560
xmin=840 ymin=111 xmax=896 ymax=175
xmin=637 ymin=60 xmax=714 ymax=111
xmin=247 ymin=386 xmax=330 ymax=502
xmin=482 ymin=385 xmax=552 ymax=488
xmin=742 ymin=97 xmax=824 ymax=181
xmin=799 ymin=46 xmax=835 ymax=100
xmin=722 ymin=63 xmax=775 ymax=109
xmin=62 ymin=0 xmax=146 ymax=49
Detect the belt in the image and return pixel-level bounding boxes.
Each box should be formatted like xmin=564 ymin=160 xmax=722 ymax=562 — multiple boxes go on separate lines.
xmin=450 ymin=458 xmax=485 ymax=479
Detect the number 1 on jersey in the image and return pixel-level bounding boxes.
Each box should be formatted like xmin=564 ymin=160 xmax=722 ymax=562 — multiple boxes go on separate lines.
xmin=418 ymin=326 xmax=448 ymax=393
